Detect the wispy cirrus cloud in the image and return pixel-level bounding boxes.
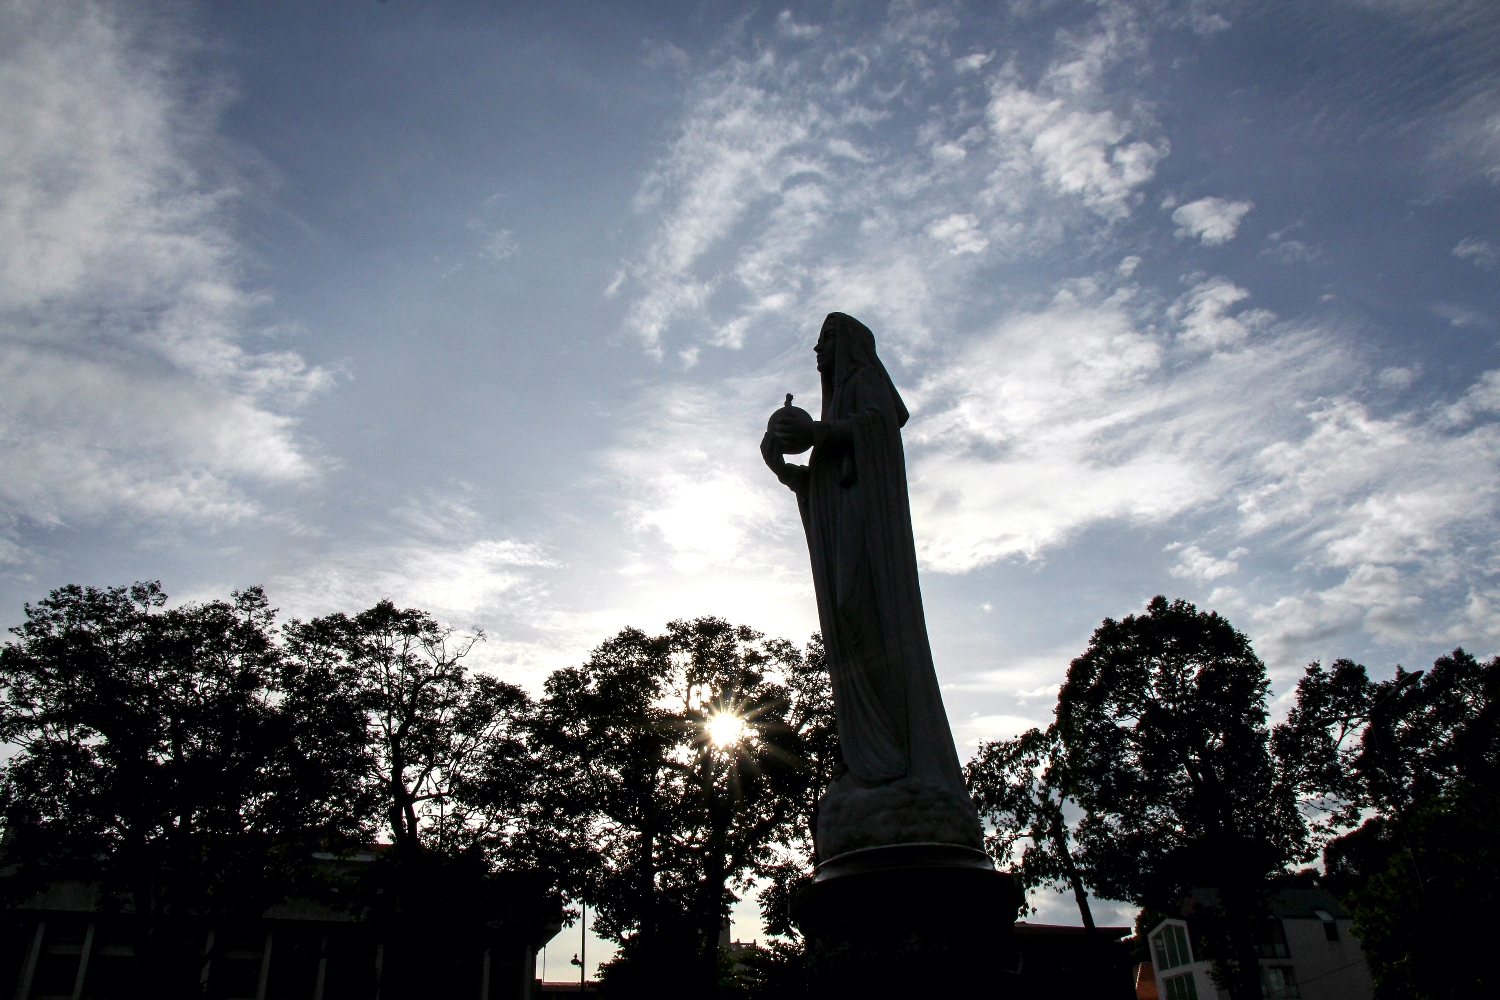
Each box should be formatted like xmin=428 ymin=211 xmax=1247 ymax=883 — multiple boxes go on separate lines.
xmin=608 ymin=0 xmax=1500 ymax=671
xmin=0 ymin=1 xmax=328 ymax=534
xmin=907 ymin=267 xmax=1500 ymax=660
xmin=1453 ymin=237 xmax=1496 ymax=268
xmin=614 ymin=2 xmax=1169 ymax=361
xmin=903 ymin=274 xmax=1341 ymax=572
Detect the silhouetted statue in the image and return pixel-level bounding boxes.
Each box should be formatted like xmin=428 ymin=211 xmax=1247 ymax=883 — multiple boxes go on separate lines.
xmin=761 ymin=312 xmax=984 ymax=861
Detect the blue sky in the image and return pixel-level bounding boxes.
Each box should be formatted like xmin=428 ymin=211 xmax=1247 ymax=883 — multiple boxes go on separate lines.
xmin=3 ymin=0 xmax=1499 ymax=952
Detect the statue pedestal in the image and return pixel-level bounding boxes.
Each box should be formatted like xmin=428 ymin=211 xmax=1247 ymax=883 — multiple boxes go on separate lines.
xmin=791 ymin=844 xmax=1024 ymax=996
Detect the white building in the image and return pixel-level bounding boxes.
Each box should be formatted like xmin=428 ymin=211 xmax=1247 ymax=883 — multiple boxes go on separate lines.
xmin=1148 ymin=889 xmax=1374 ymax=1000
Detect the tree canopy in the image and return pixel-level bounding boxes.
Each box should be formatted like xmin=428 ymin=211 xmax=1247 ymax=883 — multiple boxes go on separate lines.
xmin=0 ymin=583 xmax=370 ymax=995
xmin=9 ymin=580 xmax=1493 ymax=1000
xmin=0 ymin=583 xmax=837 ymax=1000
xmin=1274 ymin=648 xmax=1499 ymax=999
xmin=970 ymin=596 xmax=1306 ymax=1000
xmin=965 ymin=724 xmax=1095 ymax=930
xmin=530 ymin=617 xmax=833 ymax=999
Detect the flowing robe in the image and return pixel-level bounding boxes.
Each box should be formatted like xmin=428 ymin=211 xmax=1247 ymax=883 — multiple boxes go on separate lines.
xmin=776 ymin=315 xmax=983 ymax=858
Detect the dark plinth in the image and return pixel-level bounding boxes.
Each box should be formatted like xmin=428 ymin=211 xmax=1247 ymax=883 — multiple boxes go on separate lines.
xmin=791 ymin=844 xmax=1025 ymax=998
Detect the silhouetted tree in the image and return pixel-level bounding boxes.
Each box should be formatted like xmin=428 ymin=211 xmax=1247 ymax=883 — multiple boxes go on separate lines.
xmin=1057 ymin=596 xmax=1305 ymax=1000
xmin=1275 ymin=648 xmax=1499 ymax=999
xmin=533 ymin=619 xmax=828 ymax=999
xmin=966 ymin=724 xmax=1095 ymax=929
xmin=281 ymin=600 xmax=530 ymax=854
xmin=0 ymin=583 xmax=368 ymax=998
xmin=279 ymin=600 xmax=542 ymax=995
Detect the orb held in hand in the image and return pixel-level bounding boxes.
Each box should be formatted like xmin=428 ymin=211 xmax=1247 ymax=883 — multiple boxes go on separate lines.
xmin=767 ymin=392 xmax=814 ymax=455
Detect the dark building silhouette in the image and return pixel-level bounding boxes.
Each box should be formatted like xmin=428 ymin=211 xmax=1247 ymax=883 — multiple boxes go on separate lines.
xmin=1008 ymin=922 xmax=1137 ymax=1000
xmin=0 ymin=855 xmax=562 ymax=1000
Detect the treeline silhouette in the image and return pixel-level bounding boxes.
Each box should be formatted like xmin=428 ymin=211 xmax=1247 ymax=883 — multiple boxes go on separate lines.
xmin=967 ymin=596 xmax=1498 ymax=1000
xmin=0 ymin=583 xmax=837 ymax=998
xmin=2 ymin=586 xmax=1494 ymax=1000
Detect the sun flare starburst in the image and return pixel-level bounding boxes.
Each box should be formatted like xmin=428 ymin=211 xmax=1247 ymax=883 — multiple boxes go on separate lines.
xmin=706 ymin=712 xmax=746 ymax=747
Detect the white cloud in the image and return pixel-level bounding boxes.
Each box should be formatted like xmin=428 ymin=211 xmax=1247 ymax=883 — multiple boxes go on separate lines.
xmin=1169 ymin=544 xmax=1239 ymax=581
xmin=1431 ymin=303 xmax=1493 ymax=329
xmin=1453 ymin=237 xmax=1496 ymax=268
xmin=471 ymin=224 xmax=518 ymax=261
xmin=1171 ymin=275 xmax=1274 ymax=348
xmin=880 ymin=254 xmax=1500 ymax=658
xmin=1377 ymin=366 xmax=1417 ymax=389
xmin=954 ymin=52 xmax=992 ymax=73
xmin=1187 ymin=1 xmax=1233 ymax=36
xmin=1340 ymin=0 xmax=1496 ymax=35
xmin=605 ymin=379 xmax=795 ymax=575
xmin=1235 ymin=391 xmax=1500 ymax=655
xmin=1264 ymin=238 xmax=1317 ymax=263
xmin=984 ymin=34 xmax=1169 ymax=222
xmin=1264 ymin=224 xmax=1318 ymax=263
xmin=926 ymin=213 xmax=990 ymax=254
xmin=904 ymin=283 xmax=1300 ymax=571
xmin=775 ymin=11 xmax=822 ymax=40
xmin=1171 ymin=196 xmax=1253 ymax=245
xmin=603 ymin=0 xmax=1500 ymax=672
xmin=267 ymin=522 xmax=586 ymax=691
xmin=619 ymin=53 xmax=823 ymax=352
xmin=0 ymin=2 xmax=326 ymax=529
xmin=275 ymin=537 xmax=554 ymax=621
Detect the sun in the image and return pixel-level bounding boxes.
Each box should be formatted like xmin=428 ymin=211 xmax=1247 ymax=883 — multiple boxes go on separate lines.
xmin=706 ymin=712 xmax=747 ymax=748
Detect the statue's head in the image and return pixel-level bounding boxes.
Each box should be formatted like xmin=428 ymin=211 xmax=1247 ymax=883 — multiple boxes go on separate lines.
xmin=815 ymin=317 xmax=835 ymax=373
xmin=816 ymin=312 xmax=874 ymax=375
xmin=815 ymin=312 xmax=909 ymax=426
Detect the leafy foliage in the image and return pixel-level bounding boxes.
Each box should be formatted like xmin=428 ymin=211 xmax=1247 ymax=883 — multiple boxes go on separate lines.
xmin=1056 ymin=596 xmax=1304 ymax=1000
xmin=532 ymin=618 xmax=834 ymax=998
xmin=282 ymin=600 xmax=531 ymax=855
xmin=966 ymin=724 xmax=1095 ymax=928
xmin=0 ymin=582 xmax=841 ymax=998
xmin=0 ymin=583 xmax=370 ymax=994
xmin=1276 ymin=648 xmax=1500 ymax=998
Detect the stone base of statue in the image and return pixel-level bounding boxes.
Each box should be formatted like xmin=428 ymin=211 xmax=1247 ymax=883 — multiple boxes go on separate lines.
xmin=791 ymin=843 xmax=1024 ymax=997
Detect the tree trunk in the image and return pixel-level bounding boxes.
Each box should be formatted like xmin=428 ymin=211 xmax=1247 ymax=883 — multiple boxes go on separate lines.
xmin=636 ymin=823 xmax=656 ymax=950
xmin=1221 ymin=884 xmax=1265 ymax=1000
xmin=1049 ymin=812 xmax=1095 ymax=932
xmin=696 ymin=752 xmax=729 ymax=998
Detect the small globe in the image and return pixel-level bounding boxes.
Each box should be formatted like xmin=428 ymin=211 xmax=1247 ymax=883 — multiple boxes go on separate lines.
xmin=768 ymin=396 xmax=814 ymax=455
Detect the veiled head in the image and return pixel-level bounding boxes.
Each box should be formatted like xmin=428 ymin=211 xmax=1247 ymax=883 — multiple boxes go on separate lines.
xmin=817 ymin=312 xmax=908 ymax=426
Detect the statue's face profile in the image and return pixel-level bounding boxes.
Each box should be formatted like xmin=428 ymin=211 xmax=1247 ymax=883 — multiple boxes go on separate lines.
xmin=815 ymin=321 xmax=834 ymax=373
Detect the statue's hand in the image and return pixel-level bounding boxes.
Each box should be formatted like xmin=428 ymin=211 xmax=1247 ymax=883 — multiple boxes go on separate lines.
xmin=760 ymin=431 xmax=787 ymax=475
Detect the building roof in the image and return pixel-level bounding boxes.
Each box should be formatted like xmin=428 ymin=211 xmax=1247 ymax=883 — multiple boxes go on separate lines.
xmin=1268 ymin=888 xmax=1350 ymax=920
xmin=1013 ymin=922 xmax=1133 ymax=939
xmin=1183 ymin=886 xmax=1351 ymax=921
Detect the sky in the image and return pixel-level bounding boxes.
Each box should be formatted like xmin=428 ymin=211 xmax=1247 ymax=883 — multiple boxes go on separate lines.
xmin=3 ymin=0 xmax=1499 ymax=960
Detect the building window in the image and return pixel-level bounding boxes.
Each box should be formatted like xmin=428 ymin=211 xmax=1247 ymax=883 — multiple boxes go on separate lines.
xmin=1254 ymin=920 xmax=1290 ymax=959
xmin=1164 ymin=972 xmax=1200 ymax=1000
xmin=1313 ymin=909 xmax=1339 ymax=941
xmin=1261 ymin=965 xmax=1300 ymax=999
xmin=1152 ymin=923 xmax=1194 ymax=970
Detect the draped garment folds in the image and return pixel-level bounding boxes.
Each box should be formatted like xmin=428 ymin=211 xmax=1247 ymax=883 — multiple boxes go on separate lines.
xmin=776 ymin=314 xmax=980 ymax=857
